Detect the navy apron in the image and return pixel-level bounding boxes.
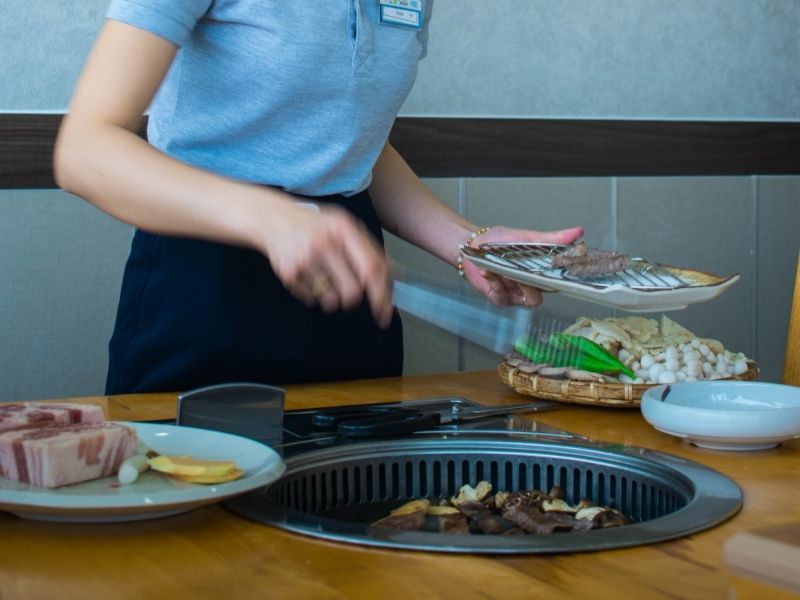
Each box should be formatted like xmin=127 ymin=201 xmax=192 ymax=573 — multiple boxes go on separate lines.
xmin=105 ymin=190 xmax=403 ymax=394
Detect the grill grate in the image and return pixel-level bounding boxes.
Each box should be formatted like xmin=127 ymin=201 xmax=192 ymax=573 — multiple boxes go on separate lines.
xmin=473 ymin=243 xmax=689 ymax=290
xmin=226 ymin=435 xmax=741 ymax=553
xmin=271 ymin=455 xmax=686 ymax=523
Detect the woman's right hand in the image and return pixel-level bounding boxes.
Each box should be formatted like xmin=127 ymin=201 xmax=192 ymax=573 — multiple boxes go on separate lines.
xmin=257 ymin=201 xmax=394 ymax=329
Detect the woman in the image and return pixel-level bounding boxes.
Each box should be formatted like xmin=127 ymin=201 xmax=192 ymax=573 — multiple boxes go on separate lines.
xmin=54 ymin=1 xmax=583 ymax=394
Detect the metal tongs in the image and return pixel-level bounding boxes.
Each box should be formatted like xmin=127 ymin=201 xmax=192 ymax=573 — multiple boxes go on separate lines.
xmin=176 ymin=385 xmax=561 ymax=451
xmin=391 ymin=267 xmax=633 ymax=377
xmin=308 ymin=399 xmax=558 ymax=438
xmin=391 ymin=265 xmax=570 ymax=354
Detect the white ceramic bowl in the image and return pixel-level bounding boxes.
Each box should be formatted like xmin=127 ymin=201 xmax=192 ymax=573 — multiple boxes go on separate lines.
xmin=640 ymin=380 xmax=800 ymax=451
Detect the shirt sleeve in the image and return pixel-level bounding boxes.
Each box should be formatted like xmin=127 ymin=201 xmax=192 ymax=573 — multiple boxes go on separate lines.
xmin=418 ymin=0 xmax=433 ymax=59
xmin=106 ymin=0 xmax=214 ymax=47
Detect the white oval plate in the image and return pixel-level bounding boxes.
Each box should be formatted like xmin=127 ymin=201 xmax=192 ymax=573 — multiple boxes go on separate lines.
xmin=641 ymin=381 xmax=800 ymax=451
xmin=0 ymin=422 xmax=286 ymax=522
xmin=463 ymin=245 xmax=739 ymax=312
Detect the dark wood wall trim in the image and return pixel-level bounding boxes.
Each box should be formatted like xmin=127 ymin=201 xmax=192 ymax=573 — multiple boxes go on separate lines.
xmin=0 ymin=114 xmax=148 ymax=190
xmin=2 ymin=114 xmax=63 ymax=189
xmin=2 ymin=113 xmax=799 ymax=189
xmin=392 ymin=118 xmax=800 ymax=178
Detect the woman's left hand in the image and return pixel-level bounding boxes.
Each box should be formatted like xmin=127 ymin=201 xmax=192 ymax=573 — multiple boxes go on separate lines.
xmin=461 ymin=225 xmax=584 ymax=308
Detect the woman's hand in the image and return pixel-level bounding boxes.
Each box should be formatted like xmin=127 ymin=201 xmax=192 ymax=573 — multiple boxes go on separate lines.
xmin=259 ymin=202 xmax=394 ymax=328
xmin=461 ymin=225 xmax=584 ymax=308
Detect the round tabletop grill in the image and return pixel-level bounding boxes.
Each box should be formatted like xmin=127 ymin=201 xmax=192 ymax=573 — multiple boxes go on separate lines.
xmin=225 ymin=432 xmax=742 ymax=554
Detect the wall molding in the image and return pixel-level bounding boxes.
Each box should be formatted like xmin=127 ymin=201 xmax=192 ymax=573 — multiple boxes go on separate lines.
xmin=2 ymin=113 xmax=799 ymax=189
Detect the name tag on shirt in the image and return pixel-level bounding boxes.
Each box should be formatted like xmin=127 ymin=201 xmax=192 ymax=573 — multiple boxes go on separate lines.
xmin=379 ymin=0 xmax=423 ymax=30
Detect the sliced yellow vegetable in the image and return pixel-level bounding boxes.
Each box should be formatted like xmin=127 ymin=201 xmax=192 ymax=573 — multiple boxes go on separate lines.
xmin=147 ymin=455 xmax=238 ymax=477
xmin=170 ymin=469 xmax=244 ymax=484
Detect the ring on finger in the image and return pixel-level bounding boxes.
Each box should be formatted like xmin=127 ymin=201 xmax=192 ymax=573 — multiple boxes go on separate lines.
xmin=312 ymin=277 xmax=332 ymax=296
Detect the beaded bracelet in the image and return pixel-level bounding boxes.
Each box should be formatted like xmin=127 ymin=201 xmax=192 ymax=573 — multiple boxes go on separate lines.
xmin=456 ymin=226 xmax=490 ymax=278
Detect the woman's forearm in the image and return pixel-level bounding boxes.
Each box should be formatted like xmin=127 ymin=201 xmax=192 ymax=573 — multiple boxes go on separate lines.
xmin=54 ymin=116 xmax=296 ymax=251
xmin=369 ymin=142 xmax=475 ymax=268
xmin=370 ymin=142 xmax=585 ymax=307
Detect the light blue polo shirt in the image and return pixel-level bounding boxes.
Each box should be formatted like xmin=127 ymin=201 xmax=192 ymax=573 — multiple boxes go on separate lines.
xmin=105 ymin=1 xmax=433 ymax=197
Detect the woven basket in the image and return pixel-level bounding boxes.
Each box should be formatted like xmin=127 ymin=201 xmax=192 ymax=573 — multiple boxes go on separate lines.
xmin=497 ymin=361 xmax=760 ymax=408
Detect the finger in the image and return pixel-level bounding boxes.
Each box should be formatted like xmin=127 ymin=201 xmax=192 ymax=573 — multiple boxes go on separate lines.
xmin=365 ymin=269 xmax=393 ymax=329
xmin=307 ymin=211 xmax=375 ymax=314
xmin=525 ymin=226 xmax=585 ymax=245
xmin=475 ymin=269 xmax=511 ymax=307
xmin=289 ymin=278 xmax=318 ymax=308
xmin=365 ymin=258 xmax=393 ymax=328
xmin=320 ymin=252 xmax=364 ymax=311
xmin=298 ymin=271 xmax=339 ymax=311
xmin=482 ymin=270 xmax=507 ymax=296
xmin=515 ymin=283 xmax=543 ymax=307
xmin=340 ymin=225 xmax=393 ymax=328
xmin=315 ymin=280 xmax=340 ymax=313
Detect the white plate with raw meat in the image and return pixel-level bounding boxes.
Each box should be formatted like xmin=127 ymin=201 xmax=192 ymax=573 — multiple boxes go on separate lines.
xmin=0 ymin=422 xmax=286 ymax=523
xmin=461 ymin=242 xmax=739 ymax=312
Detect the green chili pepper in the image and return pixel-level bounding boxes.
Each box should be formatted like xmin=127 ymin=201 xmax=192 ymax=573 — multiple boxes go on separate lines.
xmin=550 ymin=334 xmax=635 ymax=378
xmin=513 ymin=336 xmax=561 ymax=365
xmin=514 ymin=333 xmax=634 ymax=378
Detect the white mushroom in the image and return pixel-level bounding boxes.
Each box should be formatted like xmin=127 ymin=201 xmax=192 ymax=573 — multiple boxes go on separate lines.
xmin=657 ymin=371 xmax=678 ymax=384
xmin=685 ymin=359 xmax=702 ymax=377
xmin=575 ymin=506 xmax=605 ymax=521
xmin=733 ymin=358 xmax=749 ymax=375
xmin=648 ymin=363 xmax=665 ymax=381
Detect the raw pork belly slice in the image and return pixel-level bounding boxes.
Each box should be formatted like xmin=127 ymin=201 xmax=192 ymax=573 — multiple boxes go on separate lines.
xmin=0 ymin=402 xmax=104 ymax=433
xmin=0 ymin=422 xmax=136 ymax=488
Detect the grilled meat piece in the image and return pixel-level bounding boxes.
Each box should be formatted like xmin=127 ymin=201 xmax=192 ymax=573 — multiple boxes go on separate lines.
xmin=575 ymin=506 xmax=629 ymax=528
xmin=369 ymin=509 xmax=426 ymax=531
xmin=369 ymin=499 xmax=429 ymax=531
xmin=500 ymin=491 xmax=601 ymax=534
xmin=501 ymin=502 xmax=581 ymax=534
xmin=551 ymin=241 xmax=631 ymax=277
xmin=457 ymin=499 xmax=509 ymax=534
xmin=435 ymin=513 xmax=471 ymax=534
xmin=502 ymin=489 xmax=549 ymax=508
xmin=501 ymin=527 xmax=527 ymax=535
xmin=369 ymin=481 xmax=629 ymax=536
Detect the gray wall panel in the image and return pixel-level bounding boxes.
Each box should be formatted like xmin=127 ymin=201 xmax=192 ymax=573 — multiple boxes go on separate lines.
xmin=1 ymin=0 xmax=106 ymax=110
xmin=0 ymin=190 xmax=132 ymax=401
xmin=3 ymin=1 xmax=798 ymax=119
xmin=617 ymin=177 xmax=754 ymax=361
xmin=407 ymin=0 xmax=800 ymax=119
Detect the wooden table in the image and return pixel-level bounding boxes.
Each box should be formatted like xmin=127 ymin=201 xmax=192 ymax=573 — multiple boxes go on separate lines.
xmin=1 ymin=371 xmax=798 ymax=599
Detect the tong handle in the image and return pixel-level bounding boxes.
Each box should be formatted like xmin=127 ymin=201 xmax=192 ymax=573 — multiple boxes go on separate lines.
xmin=337 ymin=411 xmax=441 ymax=438
xmin=312 ymin=406 xmax=441 ymax=437
xmin=452 ymin=401 xmax=559 ymax=421
xmin=312 ymin=405 xmax=404 ymax=428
